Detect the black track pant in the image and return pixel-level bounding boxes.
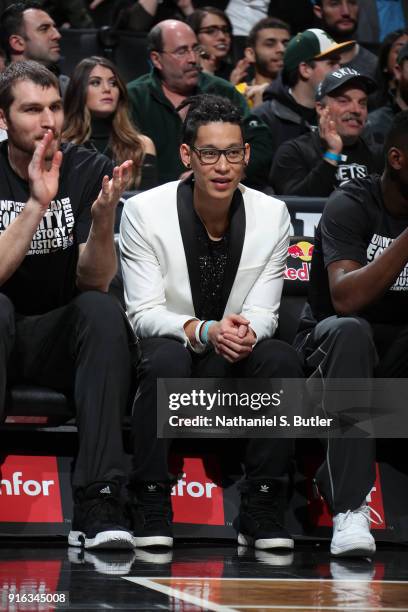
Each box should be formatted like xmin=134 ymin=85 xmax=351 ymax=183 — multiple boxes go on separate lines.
xmin=130 ymin=337 xmax=304 ymax=485
xmin=0 ymin=291 xmax=133 ymax=491
xmin=295 ymin=316 xmax=408 ymax=514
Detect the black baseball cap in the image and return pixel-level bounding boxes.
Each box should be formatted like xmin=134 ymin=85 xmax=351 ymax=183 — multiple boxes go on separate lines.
xmin=316 ymin=67 xmax=377 ymax=101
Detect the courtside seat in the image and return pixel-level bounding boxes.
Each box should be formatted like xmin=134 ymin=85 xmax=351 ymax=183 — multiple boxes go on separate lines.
xmin=277 ymin=235 xmax=314 ymax=344
xmin=1 ymin=222 xmax=313 ymax=425
xmin=4 ymin=385 xmax=74 ymax=425
xmin=2 ymin=238 xmax=125 ymax=428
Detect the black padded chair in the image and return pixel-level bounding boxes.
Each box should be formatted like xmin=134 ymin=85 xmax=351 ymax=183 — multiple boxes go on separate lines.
xmin=111 ymin=31 xmax=150 ymax=83
xmin=4 ymin=385 xmax=75 ymax=426
xmin=279 ymin=196 xmax=325 ymax=237
xmin=3 ymin=238 xmax=125 ymax=427
xmin=59 ymin=28 xmax=104 ymax=77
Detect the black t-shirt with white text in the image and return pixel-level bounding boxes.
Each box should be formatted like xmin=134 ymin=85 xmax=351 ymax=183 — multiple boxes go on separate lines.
xmin=0 ymin=141 xmax=113 ymax=315
xmin=308 ymin=174 xmax=408 ymax=325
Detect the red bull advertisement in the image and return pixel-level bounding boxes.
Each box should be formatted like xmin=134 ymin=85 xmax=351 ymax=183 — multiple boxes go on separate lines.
xmin=285 ymin=241 xmax=314 ymax=282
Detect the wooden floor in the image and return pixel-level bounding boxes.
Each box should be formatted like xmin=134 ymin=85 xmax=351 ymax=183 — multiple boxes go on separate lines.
xmin=1 ymin=542 xmax=408 ymax=610
xmin=126 ymin=577 xmax=408 ymax=611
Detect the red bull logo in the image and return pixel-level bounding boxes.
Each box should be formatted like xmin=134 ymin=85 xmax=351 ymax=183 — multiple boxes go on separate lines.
xmin=287 ymin=241 xmax=314 ymax=262
xmin=285 ymin=241 xmax=314 ymax=282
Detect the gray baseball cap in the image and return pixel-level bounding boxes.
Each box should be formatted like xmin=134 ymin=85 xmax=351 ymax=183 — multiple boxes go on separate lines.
xmin=316 ymin=67 xmax=377 ymax=101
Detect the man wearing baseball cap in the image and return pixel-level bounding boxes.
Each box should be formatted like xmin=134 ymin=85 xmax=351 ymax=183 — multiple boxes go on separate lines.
xmin=369 ymin=43 xmax=408 ymax=145
xmin=271 ymin=66 xmax=383 ymax=195
xmin=254 ymin=28 xmax=354 ymax=162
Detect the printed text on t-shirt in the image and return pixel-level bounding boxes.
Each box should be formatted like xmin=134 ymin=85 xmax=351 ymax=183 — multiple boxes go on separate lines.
xmin=367 ymin=233 xmax=408 ymax=291
xmin=0 ymin=198 xmax=75 ymax=255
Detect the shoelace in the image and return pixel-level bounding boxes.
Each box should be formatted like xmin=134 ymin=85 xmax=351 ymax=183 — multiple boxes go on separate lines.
xmin=338 ymin=504 xmax=383 ymax=530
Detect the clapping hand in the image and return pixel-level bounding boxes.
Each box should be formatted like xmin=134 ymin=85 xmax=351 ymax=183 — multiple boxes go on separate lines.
xmin=91 ymin=160 xmax=133 ymax=221
xmin=319 ymin=107 xmax=343 ymax=155
xmin=28 ymin=130 xmax=63 ymax=212
xmin=229 ymin=58 xmax=250 ymax=86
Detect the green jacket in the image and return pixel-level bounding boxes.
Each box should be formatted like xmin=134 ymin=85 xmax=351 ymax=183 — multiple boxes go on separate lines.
xmin=127 ymin=70 xmax=273 ymax=187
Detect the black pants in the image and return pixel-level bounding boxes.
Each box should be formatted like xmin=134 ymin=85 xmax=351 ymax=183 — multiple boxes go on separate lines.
xmin=0 ymin=291 xmax=133 ymax=491
xmin=295 ymin=315 xmax=408 ymax=514
xmin=130 ymin=337 xmax=304 ymax=485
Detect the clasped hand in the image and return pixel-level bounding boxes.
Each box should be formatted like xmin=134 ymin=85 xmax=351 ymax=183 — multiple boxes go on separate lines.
xmin=207 ymin=314 xmax=256 ymax=363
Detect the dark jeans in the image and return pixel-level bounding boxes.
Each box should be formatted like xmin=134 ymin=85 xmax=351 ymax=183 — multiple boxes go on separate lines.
xmin=0 ymin=291 xmax=133 ymax=491
xmin=130 ymin=337 xmax=304 ymax=485
xmin=295 ymin=315 xmax=408 ymax=514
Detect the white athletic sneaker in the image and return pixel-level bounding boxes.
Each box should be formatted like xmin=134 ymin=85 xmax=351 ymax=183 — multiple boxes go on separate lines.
xmin=330 ymin=504 xmax=382 ymax=557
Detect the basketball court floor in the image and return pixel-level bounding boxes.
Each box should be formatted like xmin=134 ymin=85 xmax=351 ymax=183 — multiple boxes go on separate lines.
xmin=1 ymin=541 xmax=408 ymax=611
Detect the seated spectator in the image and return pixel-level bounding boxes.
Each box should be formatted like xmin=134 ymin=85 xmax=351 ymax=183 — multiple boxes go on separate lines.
xmin=0 ymin=1 xmax=69 ymax=95
xmin=271 ymin=67 xmax=381 ymax=196
xmin=119 ymin=93 xmax=303 ymax=551
xmin=0 ymin=60 xmax=135 ymax=550
xmin=369 ymin=43 xmax=408 ymax=144
xmin=187 ymin=7 xmax=247 ymax=84
xmin=63 ymin=56 xmax=157 ymax=191
xmin=293 ymin=110 xmax=408 ymax=558
xmin=126 ymin=19 xmax=273 ymax=187
xmin=235 ymin=17 xmax=290 ymax=109
xmin=312 ymin=0 xmax=378 ymax=79
xmin=115 ymin=0 xmax=194 ymax=33
xmin=356 ymin=0 xmax=408 ymax=44
xmin=374 ymin=27 xmax=408 ymax=108
xmin=253 ymin=29 xmax=353 ymax=164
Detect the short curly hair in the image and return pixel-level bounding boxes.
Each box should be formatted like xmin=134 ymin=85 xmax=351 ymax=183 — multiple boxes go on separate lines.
xmin=177 ymin=94 xmax=244 ymax=145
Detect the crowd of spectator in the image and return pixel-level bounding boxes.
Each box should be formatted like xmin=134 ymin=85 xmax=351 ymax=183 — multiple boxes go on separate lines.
xmin=0 ymin=2 xmax=407 ymax=196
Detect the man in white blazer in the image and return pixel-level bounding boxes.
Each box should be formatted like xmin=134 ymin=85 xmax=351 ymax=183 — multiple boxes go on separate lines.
xmin=120 ymin=94 xmax=303 ymax=550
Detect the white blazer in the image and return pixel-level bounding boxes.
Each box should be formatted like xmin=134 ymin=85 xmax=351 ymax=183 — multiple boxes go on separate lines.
xmin=119 ymin=179 xmax=290 ymax=344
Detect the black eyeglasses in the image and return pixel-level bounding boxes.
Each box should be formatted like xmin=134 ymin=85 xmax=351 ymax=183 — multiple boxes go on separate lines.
xmin=191 ymin=146 xmax=246 ymax=165
xmin=198 ymin=25 xmax=231 ymax=36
